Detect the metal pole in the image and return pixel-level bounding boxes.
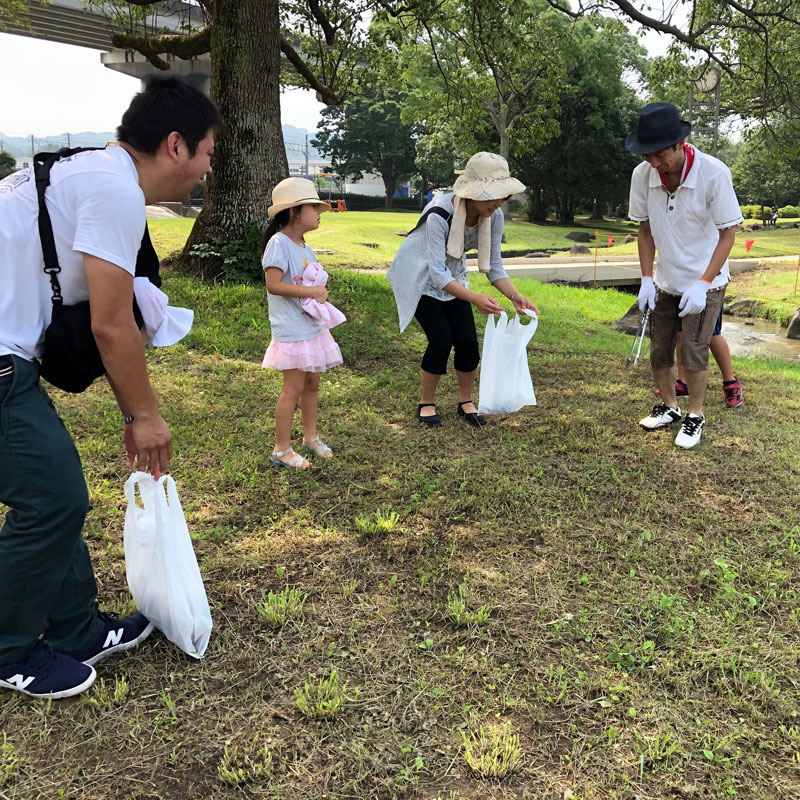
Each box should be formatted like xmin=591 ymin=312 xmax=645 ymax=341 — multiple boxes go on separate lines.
xmin=304 ymin=134 xmax=309 ymax=178
xmin=593 ymin=229 xmax=599 ymax=287
xmin=713 ymin=82 xmax=720 ymax=157
xmin=30 ymin=134 xmax=35 ymax=160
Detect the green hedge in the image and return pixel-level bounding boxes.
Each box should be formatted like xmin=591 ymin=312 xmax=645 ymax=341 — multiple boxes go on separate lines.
xmin=740 ymin=204 xmax=765 ymax=219
xmin=321 ymin=192 xmax=422 ymax=212
xmin=740 ymin=204 xmax=799 ymax=219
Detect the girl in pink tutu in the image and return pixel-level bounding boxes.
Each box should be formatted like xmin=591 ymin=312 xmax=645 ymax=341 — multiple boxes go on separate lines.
xmin=261 ymin=178 xmax=343 ymax=469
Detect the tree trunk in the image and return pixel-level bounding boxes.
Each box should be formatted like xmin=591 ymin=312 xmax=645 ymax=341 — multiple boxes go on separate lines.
xmin=589 ymin=198 xmax=604 ymax=221
xmin=383 ymin=174 xmax=397 ymax=208
xmin=526 ymin=186 xmax=549 ymax=222
xmin=176 ymin=0 xmax=287 ymax=278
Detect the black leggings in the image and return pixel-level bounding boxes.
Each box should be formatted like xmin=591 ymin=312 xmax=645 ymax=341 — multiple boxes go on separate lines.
xmin=414 ymin=295 xmax=479 ymax=375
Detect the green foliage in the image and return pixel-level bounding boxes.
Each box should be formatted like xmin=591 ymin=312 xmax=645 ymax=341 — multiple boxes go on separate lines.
xmin=740 ymin=204 xmax=764 ymax=219
xmin=0 ymin=0 xmax=31 ymax=29
xmin=0 ymin=150 xmax=16 ymax=179
xmin=314 ymin=85 xmax=417 ymax=208
xmin=217 ymin=743 xmax=273 ymax=785
xmin=189 ymin=223 xmax=263 ymax=283
xmin=731 ymin=125 xmax=800 ymax=206
xmin=354 ymin=508 xmax=400 ymax=540
xmin=295 ymin=670 xmax=349 ymax=719
xmin=382 ymin=0 xmax=564 ymax=164
xmin=0 ymin=733 xmax=20 ymax=788
xmin=255 ymin=585 xmax=308 ymax=628
xmin=513 ymin=16 xmax=646 ymax=222
xmin=460 ymin=722 xmax=523 ymax=778
xmin=779 ymin=205 xmax=798 ymax=218
xmin=445 ymin=581 xmax=492 ymax=628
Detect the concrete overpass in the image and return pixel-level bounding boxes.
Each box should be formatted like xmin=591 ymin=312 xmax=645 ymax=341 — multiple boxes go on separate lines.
xmin=3 ymin=0 xmax=210 ymax=91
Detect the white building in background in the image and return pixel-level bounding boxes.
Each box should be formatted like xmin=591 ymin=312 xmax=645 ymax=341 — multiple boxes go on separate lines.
xmin=287 ymin=157 xmax=331 ymax=178
xmin=345 ymin=172 xmax=413 ymax=198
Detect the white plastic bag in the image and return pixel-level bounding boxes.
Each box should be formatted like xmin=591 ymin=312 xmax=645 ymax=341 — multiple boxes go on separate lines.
xmin=124 ymin=472 xmax=212 ymax=658
xmin=478 ymin=311 xmax=538 ymax=415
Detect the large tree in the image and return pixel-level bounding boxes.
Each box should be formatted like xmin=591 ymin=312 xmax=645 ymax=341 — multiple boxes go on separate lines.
xmin=549 ymin=0 xmax=800 ymax=119
xmin=381 ymin=0 xmax=565 ymax=167
xmin=313 ymin=85 xmax=417 ymax=207
xmin=731 ymin=126 xmax=800 ymax=208
xmin=513 ymin=16 xmax=645 ymax=223
xmin=72 ymin=0 xmax=378 ymax=277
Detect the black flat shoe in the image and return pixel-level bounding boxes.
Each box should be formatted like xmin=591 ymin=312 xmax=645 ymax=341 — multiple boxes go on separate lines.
xmin=417 ymin=403 xmax=441 ymax=427
xmin=457 ymin=400 xmax=486 ymax=428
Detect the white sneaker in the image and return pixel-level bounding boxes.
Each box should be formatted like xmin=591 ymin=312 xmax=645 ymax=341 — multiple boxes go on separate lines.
xmin=674 ymin=413 xmax=705 ymax=449
xmin=639 ymin=403 xmax=682 ymax=431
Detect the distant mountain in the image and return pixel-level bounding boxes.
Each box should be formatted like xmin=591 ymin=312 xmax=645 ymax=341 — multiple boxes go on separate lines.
xmin=0 ymin=125 xmax=322 ymax=165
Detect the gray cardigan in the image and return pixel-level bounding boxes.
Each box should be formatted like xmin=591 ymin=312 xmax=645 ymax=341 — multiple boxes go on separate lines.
xmin=386 ymin=193 xmax=509 ymax=332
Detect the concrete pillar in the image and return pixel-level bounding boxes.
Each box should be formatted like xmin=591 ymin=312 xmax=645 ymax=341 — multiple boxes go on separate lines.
xmin=101 ymin=49 xmax=211 ymax=95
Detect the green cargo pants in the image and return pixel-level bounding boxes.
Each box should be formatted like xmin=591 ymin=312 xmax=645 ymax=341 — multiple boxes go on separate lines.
xmin=0 ymin=355 xmax=104 ymax=664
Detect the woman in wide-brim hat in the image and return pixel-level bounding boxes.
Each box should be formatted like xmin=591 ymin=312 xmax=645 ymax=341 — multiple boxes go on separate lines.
xmin=387 ymin=151 xmax=539 ymax=428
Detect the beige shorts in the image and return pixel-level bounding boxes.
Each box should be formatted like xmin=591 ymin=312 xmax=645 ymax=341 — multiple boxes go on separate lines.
xmin=649 ymin=286 xmax=727 ymax=372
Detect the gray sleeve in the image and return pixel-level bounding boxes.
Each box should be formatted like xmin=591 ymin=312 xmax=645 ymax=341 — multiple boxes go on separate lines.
xmin=487 ymin=210 xmax=508 ymax=283
xmin=425 ymin=214 xmax=456 ymax=290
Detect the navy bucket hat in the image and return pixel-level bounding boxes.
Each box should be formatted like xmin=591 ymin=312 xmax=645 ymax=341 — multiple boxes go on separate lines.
xmin=625 ymin=103 xmax=691 ymax=155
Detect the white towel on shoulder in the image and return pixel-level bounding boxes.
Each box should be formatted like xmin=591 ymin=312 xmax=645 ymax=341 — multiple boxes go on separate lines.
xmin=446 ymin=195 xmax=492 ymax=273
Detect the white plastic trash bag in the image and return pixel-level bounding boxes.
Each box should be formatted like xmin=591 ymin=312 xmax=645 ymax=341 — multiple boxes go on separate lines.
xmin=124 ymin=472 xmax=212 ymax=658
xmin=478 ymin=310 xmax=538 ymax=415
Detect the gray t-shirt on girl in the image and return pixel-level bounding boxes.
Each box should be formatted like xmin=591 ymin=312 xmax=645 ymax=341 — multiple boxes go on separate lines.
xmin=262 ymin=231 xmax=324 ymax=342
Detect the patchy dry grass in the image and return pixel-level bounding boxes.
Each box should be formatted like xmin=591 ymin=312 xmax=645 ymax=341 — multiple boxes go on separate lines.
xmin=1 ymin=270 xmax=799 ymax=799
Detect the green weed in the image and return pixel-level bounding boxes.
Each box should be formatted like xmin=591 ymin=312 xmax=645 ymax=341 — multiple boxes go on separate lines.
xmin=255 ymin=585 xmax=308 ymax=627
xmin=217 ymin=742 xmax=273 ymax=785
xmin=460 ymin=721 xmax=523 ymax=778
xmin=445 ymin=580 xmax=492 ymax=627
xmin=295 ymin=669 xmax=350 ymax=719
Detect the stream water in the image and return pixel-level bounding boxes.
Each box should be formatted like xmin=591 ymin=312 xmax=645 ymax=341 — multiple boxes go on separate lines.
xmin=721 ymin=315 xmax=800 ymax=362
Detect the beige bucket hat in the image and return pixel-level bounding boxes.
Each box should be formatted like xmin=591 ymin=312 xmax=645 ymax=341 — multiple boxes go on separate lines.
xmin=452 ymin=152 xmax=525 ymax=201
xmin=268 ymin=177 xmax=329 ymax=219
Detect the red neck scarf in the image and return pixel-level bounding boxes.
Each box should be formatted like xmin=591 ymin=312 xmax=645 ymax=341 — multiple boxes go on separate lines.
xmin=659 ymin=144 xmax=694 ymax=190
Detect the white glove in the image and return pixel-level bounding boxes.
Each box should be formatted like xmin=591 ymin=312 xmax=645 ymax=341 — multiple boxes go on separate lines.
xmin=637 ymin=276 xmax=657 ymax=312
xmin=678 ymin=280 xmax=711 ymax=317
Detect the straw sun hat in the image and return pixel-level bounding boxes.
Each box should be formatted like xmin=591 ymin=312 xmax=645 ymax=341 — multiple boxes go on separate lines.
xmin=268 ymin=177 xmax=329 ymax=219
xmin=452 ymin=152 xmax=525 ymax=201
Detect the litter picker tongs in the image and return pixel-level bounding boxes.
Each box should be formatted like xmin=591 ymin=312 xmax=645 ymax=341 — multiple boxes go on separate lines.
xmin=626 ymin=307 xmax=650 ymax=369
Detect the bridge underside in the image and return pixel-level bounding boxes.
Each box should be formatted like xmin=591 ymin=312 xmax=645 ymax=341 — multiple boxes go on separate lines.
xmin=5 ymin=0 xmax=210 ymax=91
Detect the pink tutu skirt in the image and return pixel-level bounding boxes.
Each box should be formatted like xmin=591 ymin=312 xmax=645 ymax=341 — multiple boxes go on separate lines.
xmin=261 ymin=329 xmax=342 ymax=373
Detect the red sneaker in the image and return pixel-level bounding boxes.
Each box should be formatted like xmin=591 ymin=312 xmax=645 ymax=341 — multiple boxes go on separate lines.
xmin=723 ymin=376 xmax=743 ymax=408
xmin=655 ymin=380 xmax=689 ymax=399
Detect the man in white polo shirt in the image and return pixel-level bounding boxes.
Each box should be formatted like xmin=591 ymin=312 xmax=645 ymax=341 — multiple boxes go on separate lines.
xmin=626 ymin=103 xmax=743 ymax=449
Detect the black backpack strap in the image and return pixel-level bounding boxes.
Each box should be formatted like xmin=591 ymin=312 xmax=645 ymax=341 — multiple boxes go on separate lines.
xmin=35 ymin=147 xmax=161 ymax=314
xmin=408 ymin=205 xmax=452 ymax=235
xmin=34 ymin=147 xmax=104 ymax=309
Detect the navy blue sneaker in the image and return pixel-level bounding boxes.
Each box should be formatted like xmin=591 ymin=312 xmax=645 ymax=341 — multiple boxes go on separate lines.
xmin=72 ymin=611 xmax=155 ymax=666
xmin=0 ymin=640 xmax=96 ymax=699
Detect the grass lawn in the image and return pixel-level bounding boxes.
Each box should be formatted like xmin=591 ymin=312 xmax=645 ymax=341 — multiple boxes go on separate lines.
xmin=1 ymin=270 xmax=799 ymax=799
xmin=148 ymin=213 xmax=800 ymax=269
xmin=725 ymin=258 xmax=800 ymax=325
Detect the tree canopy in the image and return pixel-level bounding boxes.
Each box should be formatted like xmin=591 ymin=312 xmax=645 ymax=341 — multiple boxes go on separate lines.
xmin=313 ymin=85 xmax=417 ymax=208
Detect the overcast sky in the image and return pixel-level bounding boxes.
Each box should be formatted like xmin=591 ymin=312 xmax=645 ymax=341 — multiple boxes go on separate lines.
xmin=0 ymin=32 xmax=325 ymax=136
